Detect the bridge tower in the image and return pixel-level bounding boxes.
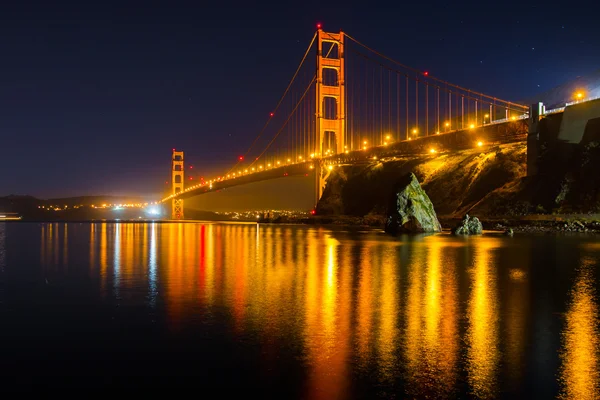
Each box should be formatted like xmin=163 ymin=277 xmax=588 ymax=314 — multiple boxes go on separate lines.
xmin=171 ymin=149 xmax=184 ymax=219
xmin=315 ymin=28 xmax=345 ymax=206
xmin=316 ymin=28 xmax=345 ymax=156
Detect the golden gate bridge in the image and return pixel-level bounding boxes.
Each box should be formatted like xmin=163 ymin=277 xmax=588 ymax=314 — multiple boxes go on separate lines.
xmin=161 ymin=26 xmax=532 ymax=219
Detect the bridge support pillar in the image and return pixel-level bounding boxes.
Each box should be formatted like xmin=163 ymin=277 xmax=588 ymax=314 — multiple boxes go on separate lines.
xmin=314 ymin=161 xmax=332 ymax=208
xmin=527 ymin=102 xmax=544 ymax=176
xmin=172 ymin=150 xmax=184 ymax=219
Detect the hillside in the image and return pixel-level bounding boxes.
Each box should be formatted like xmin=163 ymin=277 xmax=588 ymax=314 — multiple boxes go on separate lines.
xmin=316 ymin=139 xmax=600 ymax=221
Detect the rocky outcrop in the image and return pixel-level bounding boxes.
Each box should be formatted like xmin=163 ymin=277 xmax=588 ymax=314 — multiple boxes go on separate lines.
xmin=384 ymin=173 xmax=442 ymax=234
xmin=452 ymin=214 xmax=483 ymax=235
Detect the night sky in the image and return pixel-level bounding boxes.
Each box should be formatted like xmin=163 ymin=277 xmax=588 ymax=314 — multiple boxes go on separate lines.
xmin=1 ymin=1 xmax=598 ymax=199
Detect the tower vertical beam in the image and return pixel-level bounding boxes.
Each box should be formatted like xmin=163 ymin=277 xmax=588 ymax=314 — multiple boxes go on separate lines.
xmin=171 ymin=150 xmax=184 ymax=219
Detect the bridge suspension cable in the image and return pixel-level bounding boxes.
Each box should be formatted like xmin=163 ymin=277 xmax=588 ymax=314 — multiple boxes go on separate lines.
xmin=223 ymin=31 xmax=318 ymax=176
xmin=344 ymin=32 xmax=528 ymax=111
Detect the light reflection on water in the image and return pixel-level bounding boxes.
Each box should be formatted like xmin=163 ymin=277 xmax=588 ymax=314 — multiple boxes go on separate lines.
xmin=3 ymin=222 xmax=600 ymax=395
xmin=559 ymin=250 xmax=600 ymax=399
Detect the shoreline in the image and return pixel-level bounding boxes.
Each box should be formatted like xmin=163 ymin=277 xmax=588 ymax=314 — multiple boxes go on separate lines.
xmin=5 ymin=213 xmax=600 ymax=233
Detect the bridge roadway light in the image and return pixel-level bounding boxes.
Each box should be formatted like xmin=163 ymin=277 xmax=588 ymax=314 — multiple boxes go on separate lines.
xmin=327 ymin=165 xmax=333 ymax=171
xmin=477 ymin=141 xmax=483 ymax=147
xmin=469 ymin=124 xmax=475 ymax=129
xmin=576 ymin=91 xmax=584 ymax=100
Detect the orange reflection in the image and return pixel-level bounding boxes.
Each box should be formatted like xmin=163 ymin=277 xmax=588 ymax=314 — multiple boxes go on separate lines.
xmin=377 ymin=245 xmax=399 ymax=381
xmin=304 ymin=234 xmax=350 ymax=400
xmin=466 ymin=237 xmax=501 ymax=399
xmin=404 ymin=237 xmax=460 ymax=396
xmin=559 ymin=256 xmax=600 ymax=399
xmin=99 ymin=223 xmax=107 ymax=295
xmin=356 ymin=243 xmax=374 ymax=368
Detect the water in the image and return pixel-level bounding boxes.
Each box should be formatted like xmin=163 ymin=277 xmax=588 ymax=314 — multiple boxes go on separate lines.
xmin=0 ymin=222 xmax=598 ymax=397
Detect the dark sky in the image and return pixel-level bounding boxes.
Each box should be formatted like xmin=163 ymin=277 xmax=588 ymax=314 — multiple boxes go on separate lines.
xmin=1 ymin=1 xmax=598 ymax=199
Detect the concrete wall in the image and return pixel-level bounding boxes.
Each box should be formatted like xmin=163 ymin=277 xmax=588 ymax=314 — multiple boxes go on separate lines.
xmin=558 ymin=98 xmax=600 ymax=144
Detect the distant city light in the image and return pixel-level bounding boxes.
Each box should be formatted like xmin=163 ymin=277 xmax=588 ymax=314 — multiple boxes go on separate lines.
xmin=147 ymin=206 xmax=161 ymax=216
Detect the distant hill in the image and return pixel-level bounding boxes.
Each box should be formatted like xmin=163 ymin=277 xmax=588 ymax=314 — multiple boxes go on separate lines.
xmin=520 ymin=69 xmax=600 ymax=110
xmin=43 ymin=195 xmax=147 ymax=207
xmin=0 ymin=195 xmax=147 ymax=206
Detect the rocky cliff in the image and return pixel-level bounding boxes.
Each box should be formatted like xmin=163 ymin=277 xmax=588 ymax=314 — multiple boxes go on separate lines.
xmin=316 ymin=140 xmax=600 ymax=220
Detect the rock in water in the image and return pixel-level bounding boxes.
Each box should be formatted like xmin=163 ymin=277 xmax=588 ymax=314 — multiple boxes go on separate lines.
xmin=452 ymin=214 xmax=483 ymax=235
xmin=385 ymin=173 xmax=442 ymax=234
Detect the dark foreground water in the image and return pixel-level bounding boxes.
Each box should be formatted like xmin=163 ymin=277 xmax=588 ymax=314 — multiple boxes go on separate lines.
xmin=0 ymin=222 xmax=598 ymax=397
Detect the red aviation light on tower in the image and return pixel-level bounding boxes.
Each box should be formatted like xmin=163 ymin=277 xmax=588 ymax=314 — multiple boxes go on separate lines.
xmin=316 ymin=23 xmax=322 ymax=29
xmin=424 ymin=71 xmax=429 ymax=76
xmin=269 ymin=112 xmax=274 ymax=117
xmin=238 ymin=155 xmax=244 ymax=161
